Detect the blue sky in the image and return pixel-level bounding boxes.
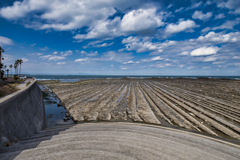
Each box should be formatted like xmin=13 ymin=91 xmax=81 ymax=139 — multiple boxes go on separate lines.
xmin=0 ymin=0 xmax=240 ymax=75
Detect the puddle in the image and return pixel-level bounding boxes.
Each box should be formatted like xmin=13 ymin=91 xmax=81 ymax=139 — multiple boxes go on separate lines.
xmin=38 ymin=84 xmax=75 ymax=128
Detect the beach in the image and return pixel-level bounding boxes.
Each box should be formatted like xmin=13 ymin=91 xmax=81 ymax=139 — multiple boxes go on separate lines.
xmin=37 ymin=77 xmax=240 ymax=141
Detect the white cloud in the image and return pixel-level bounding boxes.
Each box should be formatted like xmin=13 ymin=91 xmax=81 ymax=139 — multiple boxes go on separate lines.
xmin=122 ymin=36 xmax=175 ymax=53
xmin=186 ymin=2 xmax=202 ymax=10
xmin=192 ymin=11 xmax=212 ymax=20
xmin=120 ymin=8 xmax=164 ymax=34
xmin=121 ymin=67 xmax=127 ymax=69
xmin=214 ymin=13 xmax=225 ymax=20
xmin=1 ymin=54 xmax=13 ymax=64
xmin=75 ymin=57 xmax=89 ymax=62
xmin=57 ymin=62 xmax=66 ymax=65
xmin=21 ymin=58 xmax=29 ymax=62
xmin=27 ymin=52 xmax=43 ymax=56
xmin=233 ymin=56 xmax=240 ymax=59
xmin=31 ymin=43 xmax=36 ymax=46
xmin=178 ymin=51 xmax=189 ymax=55
xmin=93 ymin=42 xmax=114 ymax=48
xmin=61 ymin=50 xmax=72 ymax=56
xmin=190 ymin=46 xmax=220 ymax=56
xmin=201 ymin=27 xmax=211 ymax=33
xmin=53 ymin=51 xmax=58 ymax=54
xmin=40 ymin=46 xmax=48 ymax=51
xmin=0 ymin=36 xmax=14 ymax=46
xmin=212 ymin=18 xmax=240 ymax=30
xmin=165 ymin=20 xmax=199 ymax=34
xmin=111 ymin=65 xmax=113 ymax=67
xmin=188 ymin=66 xmax=196 ymax=69
xmin=202 ymin=56 xmax=218 ymax=62
xmin=81 ymin=51 xmax=98 ymax=57
xmin=217 ymin=0 xmax=240 ymax=14
xmin=175 ymin=7 xmax=184 ymax=13
xmin=40 ymin=55 xmax=66 ymax=61
xmin=102 ymin=51 xmax=133 ymax=62
xmin=150 ymin=63 xmax=174 ymax=68
xmin=213 ymin=61 xmax=225 ymax=64
xmin=203 ymin=67 xmax=211 ymax=69
xmin=123 ymin=61 xmax=134 ymax=64
xmin=197 ymin=31 xmax=240 ymax=43
xmin=151 ymin=56 xmax=163 ymax=61
xmin=73 ymin=17 xmax=122 ymax=40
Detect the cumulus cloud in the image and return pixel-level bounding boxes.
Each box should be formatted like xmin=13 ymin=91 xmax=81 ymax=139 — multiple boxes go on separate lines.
xmin=57 ymin=62 xmax=66 ymax=65
xmin=0 ymin=36 xmax=14 ymax=46
xmin=178 ymin=51 xmax=189 ymax=55
xmin=217 ymin=0 xmax=240 ymax=14
xmin=81 ymin=51 xmax=98 ymax=57
xmin=40 ymin=55 xmax=66 ymax=61
xmin=74 ymin=7 xmax=166 ymax=40
xmin=197 ymin=31 xmax=240 ymax=43
xmin=233 ymin=56 xmax=240 ymax=59
xmin=84 ymin=41 xmax=114 ymax=48
xmin=212 ymin=18 xmax=240 ymax=30
xmin=0 ymin=0 xmax=141 ymax=31
xmin=165 ymin=20 xmax=199 ymax=34
xmin=120 ymin=8 xmax=164 ymax=34
xmin=192 ymin=11 xmax=212 ymax=20
xmin=214 ymin=13 xmax=225 ymax=20
xmin=201 ymin=27 xmax=211 ymax=33
xmin=40 ymin=46 xmax=48 ymax=51
xmin=186 ymin=1 xmax=202 ymax=10
xmin=190 ymin=46 xmax=220 ymax=56
xmin=61 ymin=50 xmax=72 ymax=56
xmin=123 ymin=61 xmax=134 ymax=64
xmin=175 ymin=7 xmax=184 ymax=13
xmin=53 ymin=51 xmax=58 ymax=54
xmin=75 ymin=57 xmax=89 ymax=62
xmin=150 ymin=63 xmax=174 ymax=68
xmin=73 ymin=17 xmax=122 ymax=40
xmin=27 ymin=52 xmax=44 ymax=56
xmin=122 ymin=36 xmax=175 ymax=53
xmin=202 ymin=56 xmax=218 ymax=62
xmin=21 ymin=58 xmax=29 ymax=62
xmin=151 ymin=56 xmax=163 ymax=61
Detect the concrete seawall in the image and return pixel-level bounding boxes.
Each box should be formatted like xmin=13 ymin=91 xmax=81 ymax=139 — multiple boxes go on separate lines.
xmin=0 ymin=78 xmax=47 ymax=147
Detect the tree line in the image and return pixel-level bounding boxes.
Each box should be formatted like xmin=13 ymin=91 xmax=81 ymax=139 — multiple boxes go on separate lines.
xmin=0 ymin=46 xmax=23 ymax=79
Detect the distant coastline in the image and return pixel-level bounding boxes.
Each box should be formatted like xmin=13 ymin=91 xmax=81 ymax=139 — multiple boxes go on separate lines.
xmin=32 ymin=75 xmax=240 ymax=82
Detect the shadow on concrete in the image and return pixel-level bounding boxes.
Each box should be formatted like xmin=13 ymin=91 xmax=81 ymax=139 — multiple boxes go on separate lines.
xmin=0 ymin=124 xmax=75 ymax=160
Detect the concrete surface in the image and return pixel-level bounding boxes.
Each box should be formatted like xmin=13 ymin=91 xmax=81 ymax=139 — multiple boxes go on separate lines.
xmin=0 ymin=78 xmax=47 ymax=147
xmin=16 ymin=78 xmax=34 ymax=90
xmin=0 ymin=123 xmax=240 ymax=160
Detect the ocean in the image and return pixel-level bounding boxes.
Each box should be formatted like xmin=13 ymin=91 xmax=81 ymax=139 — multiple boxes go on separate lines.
xmin=29 ymin=75 xmax=240 ymax=82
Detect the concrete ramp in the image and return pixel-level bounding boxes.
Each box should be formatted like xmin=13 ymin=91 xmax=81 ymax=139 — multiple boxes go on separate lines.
xmin=0 ymin=123 xmax=240 ymax=160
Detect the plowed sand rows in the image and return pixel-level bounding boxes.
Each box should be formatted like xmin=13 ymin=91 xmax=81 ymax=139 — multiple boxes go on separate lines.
xmin=49 ymin=79 xmax=240 ymax=140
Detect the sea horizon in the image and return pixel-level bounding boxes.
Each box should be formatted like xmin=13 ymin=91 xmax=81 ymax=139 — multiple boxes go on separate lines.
xmin=29 ymin=74 xmax=240 ymax=82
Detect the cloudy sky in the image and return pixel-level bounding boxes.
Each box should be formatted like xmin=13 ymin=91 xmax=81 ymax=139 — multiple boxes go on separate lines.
xmin=0 ymin=0 xmax=240 ymax=75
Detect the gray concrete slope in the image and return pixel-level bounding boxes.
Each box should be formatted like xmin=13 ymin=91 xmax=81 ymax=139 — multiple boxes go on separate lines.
xmin=1 ymin=123 xmax=240 ymax=160
xmin=0 ymin=78 xmax=47 ymax=147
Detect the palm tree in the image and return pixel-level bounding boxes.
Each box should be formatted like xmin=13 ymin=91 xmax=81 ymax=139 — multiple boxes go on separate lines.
xmin=9 ymin=64 xmax=13 ymax=77
xmin=0 ymin=46 xmax=5 ymax=78
xmin=15 ymin=60 xmax=19 ymax=76
xmin=14 ymin=63 xmax=17 ymax=75
xmin=6 ymin=69 xmax=9 ymax=78
xmin=18 ymin=59 xmax=23 ymax=76
xmin=3 ymin=65 xmax=6 ymax=77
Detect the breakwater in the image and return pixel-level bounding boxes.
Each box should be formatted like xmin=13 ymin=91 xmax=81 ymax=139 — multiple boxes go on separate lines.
xmin=0 ymin=78 xmax=46 ymax=147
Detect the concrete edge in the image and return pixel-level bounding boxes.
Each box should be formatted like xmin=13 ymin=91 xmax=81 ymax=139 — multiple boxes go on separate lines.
xmin=65 ymin=122 xmax=240 ymax=149
xmin=0 ymin=78 xmax=36 ymax=106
